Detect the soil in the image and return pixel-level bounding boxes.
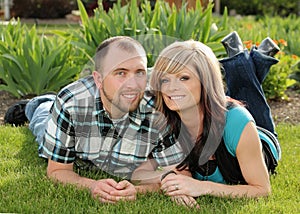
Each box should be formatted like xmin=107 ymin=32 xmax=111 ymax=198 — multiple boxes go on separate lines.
xmin=268 ymin=89 xmax=300 ymax=125
xmin=0 ymin=89 xmax=299 ymax=126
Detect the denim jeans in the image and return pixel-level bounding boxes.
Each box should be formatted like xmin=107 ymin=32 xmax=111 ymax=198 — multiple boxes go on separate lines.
xmin=25 ymin=94 xmax=56 ymax=156
xmin=219 ymin=48 xmax=279 ymax=136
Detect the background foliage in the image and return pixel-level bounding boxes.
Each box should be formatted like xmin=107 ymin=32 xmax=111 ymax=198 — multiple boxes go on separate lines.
xmin=220 ymin=0 xmax=299 ymax=17
xmin=0 ymin=21 xmax=81 ymax=98
xmin=0 ymin=0 xmax=299 ymax=99
xmin=62 ymin=0 xmax=229 ymax=67
xmin=10 ymin=0 xmax=78 ymax=19
xmin=8 ymin=0 xmax=300 ymax=18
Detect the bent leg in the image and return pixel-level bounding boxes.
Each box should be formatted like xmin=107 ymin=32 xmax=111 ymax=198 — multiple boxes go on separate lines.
xmin=219 ymin=50 xmax=276 ymax=135
xmin=250 ymin=47 xmax=279 ymax=84
xmin=25 ymin=94 xmax=56 ymax=156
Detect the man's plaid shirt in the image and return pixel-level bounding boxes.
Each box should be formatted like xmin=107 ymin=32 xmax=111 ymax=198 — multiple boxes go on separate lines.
xmin=40 ymin=76 xmax=185 ymax=178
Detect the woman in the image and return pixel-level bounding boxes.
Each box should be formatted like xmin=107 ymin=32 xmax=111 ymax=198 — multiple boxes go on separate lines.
xmin=143 ymin=39 xmax=280 ymax=205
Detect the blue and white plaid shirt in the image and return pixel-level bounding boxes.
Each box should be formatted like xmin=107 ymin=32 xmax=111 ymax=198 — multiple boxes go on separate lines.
xmin=40 ymin=75 xmax=185 ymax=178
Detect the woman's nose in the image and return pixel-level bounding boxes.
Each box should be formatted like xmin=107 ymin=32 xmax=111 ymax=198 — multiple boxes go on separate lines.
xmin=167 ymin=79 xmax=179 ymax=91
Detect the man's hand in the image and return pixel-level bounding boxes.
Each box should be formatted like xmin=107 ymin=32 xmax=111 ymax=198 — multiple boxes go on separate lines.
xmin=47 ymin=160 xmax=137 ymax=203
xmin=90 ymin=179 xmax=136 ymax=203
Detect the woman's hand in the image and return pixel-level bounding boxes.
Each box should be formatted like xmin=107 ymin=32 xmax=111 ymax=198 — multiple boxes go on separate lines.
xmin=161 ymin=174 xmax=207 ymax=198
xmin=161 ymin=173 xmax=201 ymax=208
xmin=171 ymin=195 xmax=200 ymax=208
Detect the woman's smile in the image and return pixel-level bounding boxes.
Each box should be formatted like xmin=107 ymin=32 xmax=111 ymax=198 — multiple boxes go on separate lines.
xmin=169 ymin=95 xmax=186 ymax=100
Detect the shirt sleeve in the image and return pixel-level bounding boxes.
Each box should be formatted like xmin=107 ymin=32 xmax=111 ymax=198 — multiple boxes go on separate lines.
xmin=223 ymin=106 xmax=255 ymax=157
xmin=39 ymin=93 xmax=76 ymax=163
xmin=150 ymin=119 xmax=186 ymax=166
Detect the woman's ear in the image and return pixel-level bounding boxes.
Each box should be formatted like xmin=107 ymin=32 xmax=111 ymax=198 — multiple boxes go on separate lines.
xmin=93 ymin=71 xmax=102 ymax=89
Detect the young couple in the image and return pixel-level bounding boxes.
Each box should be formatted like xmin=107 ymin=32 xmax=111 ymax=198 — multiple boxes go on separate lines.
xmin=6 ymin=33 xmax=281 ymax=206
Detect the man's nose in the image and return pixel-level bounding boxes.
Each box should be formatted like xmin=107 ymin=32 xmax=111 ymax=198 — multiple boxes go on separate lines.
xmin=124 ymin=75 xmax=145 ymax=88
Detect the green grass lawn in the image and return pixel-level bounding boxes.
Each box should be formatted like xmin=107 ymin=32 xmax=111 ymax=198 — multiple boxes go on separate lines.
xmin=0 ymin=123 xmax=299 ymax=213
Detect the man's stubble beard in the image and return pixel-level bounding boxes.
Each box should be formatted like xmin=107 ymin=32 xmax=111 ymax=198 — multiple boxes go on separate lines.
xmin=102 ymin=83 xmax=143 ymax=115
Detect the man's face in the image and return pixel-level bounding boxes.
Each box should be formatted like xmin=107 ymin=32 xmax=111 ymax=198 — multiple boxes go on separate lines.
xmin=94 ymin=46 xmax=147 ymax=118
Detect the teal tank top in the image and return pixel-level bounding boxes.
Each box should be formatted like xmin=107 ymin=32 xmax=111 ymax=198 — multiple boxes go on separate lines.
xmin=193 ymin=106 xmax=254 ymax=183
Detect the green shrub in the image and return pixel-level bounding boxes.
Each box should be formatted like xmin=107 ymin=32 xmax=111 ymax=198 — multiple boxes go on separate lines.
xmin=60 ymin=0 xmax=229 ymax=68
xmin=255 ymin=0 xmax=297 ymax=17
xmin=220 ymin=0 xmax=298 ymax=17
xmin=263 ymin=54 xmax=297 ymax=100
xmin=11 ymin=0 xmax=78 ymax=19
xmin=260 ymin=15 xmax=300 ymax=57
xmin=289 ymin=60 xmax=300 ymax=90
xmin=0 ymin=20 xmax=82 ymax=98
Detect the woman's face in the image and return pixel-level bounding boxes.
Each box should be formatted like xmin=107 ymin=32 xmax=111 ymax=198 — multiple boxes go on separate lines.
xmin=160 ymin=67 xmax=201 ymax=112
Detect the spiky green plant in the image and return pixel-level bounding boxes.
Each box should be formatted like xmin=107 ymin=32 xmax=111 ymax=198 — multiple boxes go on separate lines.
xmin=0 ymin=20 xmax=82 ymax=98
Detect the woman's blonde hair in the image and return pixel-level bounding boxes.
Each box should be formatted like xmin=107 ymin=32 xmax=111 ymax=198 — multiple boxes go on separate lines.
xmin=150 ymin=40 xmax=227 ymax=168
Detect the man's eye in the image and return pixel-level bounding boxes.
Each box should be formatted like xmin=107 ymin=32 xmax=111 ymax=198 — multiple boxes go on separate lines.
xmin=116 ymin=71 xmax=125 ymax=76
xmin=136 ymin=70 xmax=146 ymax=76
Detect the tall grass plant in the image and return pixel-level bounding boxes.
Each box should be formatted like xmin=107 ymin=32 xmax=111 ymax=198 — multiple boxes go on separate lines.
xmin=0 ymin=20 xmax=82 ymax=98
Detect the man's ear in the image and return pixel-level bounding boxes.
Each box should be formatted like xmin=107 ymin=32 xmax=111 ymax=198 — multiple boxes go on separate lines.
xmin=93 ymin=71 xmax=102 ymax=89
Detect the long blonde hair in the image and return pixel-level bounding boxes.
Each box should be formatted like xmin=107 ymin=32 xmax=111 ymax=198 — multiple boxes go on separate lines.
xmin=150 ymin=40 xmax=227 ymax=168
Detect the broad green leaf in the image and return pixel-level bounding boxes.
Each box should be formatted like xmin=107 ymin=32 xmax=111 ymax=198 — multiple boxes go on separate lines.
xmin=1 ymin=54 xmax=24 ymax=72
xmin=77 ymin=0 xmax=89 ymax=28
xmin=200 ymin=3 xmax=213 ymax=43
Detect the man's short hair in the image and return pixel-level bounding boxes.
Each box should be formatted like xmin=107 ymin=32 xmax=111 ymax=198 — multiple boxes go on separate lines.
xmin=95 ymin=36 xmax=146 ymax=73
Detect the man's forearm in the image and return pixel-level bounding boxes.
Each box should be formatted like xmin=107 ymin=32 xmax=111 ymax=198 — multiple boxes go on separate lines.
xmin=47 ymin=167 xmax=96 ymax=190
xmin=46 ymin=159 xmax=97 ymax=190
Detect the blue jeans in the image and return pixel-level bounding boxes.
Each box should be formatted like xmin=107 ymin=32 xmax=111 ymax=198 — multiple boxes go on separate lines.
xmin=25 ymin=94 xmax=56 ymax=157
xmin=219 ymin=48 xmax=279 ymax=136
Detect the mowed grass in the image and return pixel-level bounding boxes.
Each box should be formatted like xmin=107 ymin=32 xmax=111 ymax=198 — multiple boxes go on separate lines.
xmin=0 ymin=123 xmax=299 ymax=214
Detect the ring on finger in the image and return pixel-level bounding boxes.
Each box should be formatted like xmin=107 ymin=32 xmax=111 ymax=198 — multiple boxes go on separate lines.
xmin=174 ymin=184 xmax=179 ymax=190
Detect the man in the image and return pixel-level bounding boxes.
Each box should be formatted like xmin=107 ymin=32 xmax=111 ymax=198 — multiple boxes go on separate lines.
xmin=7 ymin=36 xmax=184 ymax=203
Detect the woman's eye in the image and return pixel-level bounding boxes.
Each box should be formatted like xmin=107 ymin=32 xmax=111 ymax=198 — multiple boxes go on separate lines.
xmin=160 ymin=78 xmax=169 ymax=84
xmin=180 ymin=76 xmax=190 ymax=81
